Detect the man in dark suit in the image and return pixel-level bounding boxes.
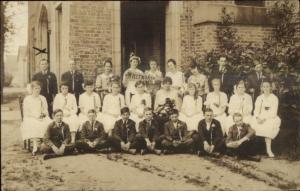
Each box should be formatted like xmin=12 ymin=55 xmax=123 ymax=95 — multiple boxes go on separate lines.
xmin=246 ymin=61 xmax=267 ymax=101
xmin=75 ymin=109 xmax=108 ymax=153
xmin=161 ymin=109 xmax=197 ymax=153
xmin=32 ymin=58 xmax=58 ymax=117
xmin=137 ymin=107 xmax=164 ymax=155
xmin=209 ymin=56 xmax=236 ymax=97
xmin=196 ymin=108 xmax=225 ymax=156
xmin=40 ymin=109 xmax=75 ymax=160
xmin=107 ymin=107 xmax=140 ymax=154
xmin=226 ymin=113 xmax=260 ymax=161
xmin=61 ymin=59 xmax=84 ymax=103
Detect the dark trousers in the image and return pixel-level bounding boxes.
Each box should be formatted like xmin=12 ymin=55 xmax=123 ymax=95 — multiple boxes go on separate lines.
xmin=75 ymin=139 xmax=109 ymax=152
xmin=161 ymin=133 xmax=197 ymax=153
xmin=137 ymin=135 xmax=165 ymax=151
xmin=226 ymin=139 xmax=257 ymax=157
xmin=106 ymin=136 xmax=144 ymax=151
xmin=192 ymin=133 xmax=226 ymax=154
xmin=40 ymin=143 xmax=75 ymax=154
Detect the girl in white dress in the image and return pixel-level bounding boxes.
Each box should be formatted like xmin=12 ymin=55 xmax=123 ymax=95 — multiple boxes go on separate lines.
xmin=95 ymin=60 xmax=114 ymax=103
xmin=53 ymin=83 xmax=79 ymax=143
xmin=252 ymin=81 xmax=281 ymax=157
xmin=130 ymin=81 xmax=152 ymax=127
xmin=166 ymin=59 xmax=186 ymax=93
xmin=20 ymin=81 xmax=52 ymax=155
xmin=78 ymin=80 xmax=101 ymax=125
xmin=154 ymin=77 xmax=181 ymax=110
xmin=144 ymin=59 xmax=163 ymax=108
xmin=226 ymin=80 xmax=253 ymax=134
xmin=99 ymin=82 xmax=125 ymax=134
xmin=205 ymin=78 xmax=228 ymax=135
xmin=179 ymin=83 xmax=204 ymax=131
xmin=123 ymin=54 xmax=144 ymax=105
xmin=188 ymin=64 xmax=209 ymax=96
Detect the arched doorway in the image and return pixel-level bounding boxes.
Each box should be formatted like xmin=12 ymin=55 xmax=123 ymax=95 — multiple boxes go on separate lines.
xmin=37 ymin=5 xmax=50 ymax=68
xmin=121 ymin=1 xmax=166 ymax=74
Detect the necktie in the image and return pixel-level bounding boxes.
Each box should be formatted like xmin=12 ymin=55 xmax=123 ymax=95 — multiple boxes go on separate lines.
xmin=237 ymin=127 xmax=241 ymax=139
xmin=123 ymin=120 xmax=128 ymax=143
xmin=59 ymin=123 xmax=64 ymax=140
xmin=91 ymin=121 xmax=94 ymax=132
xmin=72 ymin=71 xmax=75 ymax=92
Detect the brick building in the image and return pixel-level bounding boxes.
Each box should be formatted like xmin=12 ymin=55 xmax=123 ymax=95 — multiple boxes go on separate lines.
xmin=27 ymin=1 xmax=299 ymax=83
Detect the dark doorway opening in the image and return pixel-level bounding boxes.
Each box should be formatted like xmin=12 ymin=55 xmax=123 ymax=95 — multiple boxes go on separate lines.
xmin=121 ymin=1 xmax=166 ymax=75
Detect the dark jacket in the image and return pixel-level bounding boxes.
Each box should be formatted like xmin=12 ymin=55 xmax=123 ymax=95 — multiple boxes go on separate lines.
xmin=61 ymin=70 xmax=84 ymax=99
xmin=246 ymin=71 xmax=267 ymax=97
xmin=164 ymin=120 xmax=189 ymax=142
xmin=112 ymin=119 xmax=136 ymax=143
xmin=138 ymin=118 xmax=163 ymax=142
xmin=80 ymin=120 xmax=107 ymax=144
xmin=32 ymin=71 xmax=58 ymax=102
xmin=197 ymin=119 xmax=224 ymax=146
xmin=226 ymin=123 xmax=255 ymax=144
xmin=44 ymin=121 xmax=71 ymax=148
xmin=210 ymin=66 xmax=236 ymax=96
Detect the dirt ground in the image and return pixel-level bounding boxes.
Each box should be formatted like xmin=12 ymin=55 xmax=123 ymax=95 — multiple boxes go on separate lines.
xmin=1 ymin=98 xmax=300 ymax=191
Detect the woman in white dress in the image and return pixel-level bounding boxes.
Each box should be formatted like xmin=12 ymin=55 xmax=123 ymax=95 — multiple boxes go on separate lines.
xmin=226 ymin=80 xmax=253 ymax=134
xmin=20 ymin=81 xmax=52 ymax=155
xmin=252 ymin=81 xmax=281 ymax=157
xmin=188 ymin=64 xmax=209 ymax=97
xmin=154 ymin=77 xmax=181 ymax=110
xmin=78 ymin=80 xmax=101 ymax=125
xmin=166 ymin=59 xmax=186 ymax=94
xmin=99 ymin=81 xmax=125 ymax=134
xmin=144 ymin=58 xmax=163 ymax=108
xmin=204 ymin=78 xmax=228 ymax=135
xmin=179 ymin=83 xmax=204 ymax=131
xmin=95 ymin=60 xmax=114 ymax=104
xmin=53 ymin=82 xmax=79 ymax=143
xmin=130 ymin=81 xmax=152 ymax=127
xmin=123 ymin=53 xmax=144 ymax=105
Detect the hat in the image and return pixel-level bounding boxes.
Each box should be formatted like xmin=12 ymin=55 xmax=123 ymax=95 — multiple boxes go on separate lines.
xmin=129 ymin=52 xmax=141 ymax=64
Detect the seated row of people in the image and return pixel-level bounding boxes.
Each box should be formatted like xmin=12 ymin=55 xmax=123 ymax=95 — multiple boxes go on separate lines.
xmin=40 ymin=107 xmax=261 ymax=162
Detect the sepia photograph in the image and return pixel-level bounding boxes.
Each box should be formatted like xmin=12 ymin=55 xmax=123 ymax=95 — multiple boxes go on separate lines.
xmin=1 ymin=1 xmax=300 ymax=190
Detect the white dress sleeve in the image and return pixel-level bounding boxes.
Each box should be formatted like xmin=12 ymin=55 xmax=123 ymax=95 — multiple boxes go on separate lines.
xmin=23 ymin=96 xmax=32 ymax=118
xmin=41 ymin=96 xmax=49 ymax=116
xmin=145 ymin=93 xmax=152 ymax=108
xmin=265 ymin=95 xmax=278 ymax=119
xmin=254 ymin=95 xmax=263 ymax=117
xmin=196 ymin=96 xmax=203 ymax=114
xmin=243 ymin=94 xmax=253 ymax=115
xmin=52 ymin=94 xmax=60 ymax=111
xmin=70 ymin=94 xmax=78 ymax=115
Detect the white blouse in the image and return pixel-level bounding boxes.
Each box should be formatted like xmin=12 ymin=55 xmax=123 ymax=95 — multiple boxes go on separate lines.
xmin=130 ymin=93 xmax=152 ymax=114
xmin=95 ymin=73 xmax=113 ymax=90
xmin=79 ymin=92 xmax=101 ymax=114
xmin=122 ymin=68 xmax=144 ymax=94
xmin=166 ymin=71 xmax=185 ymax=89
xmin=188 ymin=74 xmax=209 ymax=94
xmin=181 ymin=95 xmax=203 ymax=116
xmin=53 ymin=93 xmax=78 ymax=116
xmin=254 ymin=93 xmax=279 ymax=119
xmin=228 ymin=93 xmax=253 ymax=116
xmin=205 ymin=92 xmax=228 ymax=116
xmin=23 ymin=95 xmax=49 ymax=118
xmin=102 ymin=93 xmax=125 ymax=116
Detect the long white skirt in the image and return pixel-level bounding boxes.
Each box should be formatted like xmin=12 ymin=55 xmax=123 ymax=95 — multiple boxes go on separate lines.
xmin=179 ymin=113 xmax=204 ymax=131
xmin=130 ymin=113 xmax=144 ymax=132
xmin=20 ymin=116 xmax=52 ymax=140
xmin=251 ymin=116 xmax=281 ymax=139
xmin=225 ymin=115 xmax=253 ymax=135
xmin=63 ymin=115 xmax=80 ymax=132
xmin=215 ymin=113 xmax=227 ymax=135
xmin=98 ymin=113 xmax=120 ymax=133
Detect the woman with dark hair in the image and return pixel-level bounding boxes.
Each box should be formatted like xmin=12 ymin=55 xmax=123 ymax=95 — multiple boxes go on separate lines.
xmin=251 ymin=81 xmax=281 ymax=158
xmin=166 ymin=58 xmax=186 ymax=92
xmin=95 ymin=60 xmax=114 ymax=102
xmin=122 ymin=53 xmax=144 ymax=105
xmin=21 ymin=81 xmax=52 ymax=156
xmin=179 ymin=83 xmax=204 ymax=131
xmin=188 ymin=63 xmax=209 ymax=96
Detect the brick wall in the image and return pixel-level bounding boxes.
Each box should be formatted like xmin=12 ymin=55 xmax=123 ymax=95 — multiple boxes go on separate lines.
xmin=69 ymin=2 xmax=113 ymax=81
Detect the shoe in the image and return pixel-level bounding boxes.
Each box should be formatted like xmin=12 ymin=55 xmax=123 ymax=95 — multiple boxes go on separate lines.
xmin=210 ymin=152 xmax=221 ymax=158
xmin=197 ymin=150 xmax=205 ymax=157
xmin=43 ymin=154 xmax=56 ymax=160
xmin=128 ymin=149 xmax=136 ymax=155
xmin=248 ymin=156 xmax=261 ymax=162
xmin=140 ymin=149 xmax=146 ymax=155
xmin=162 ymin=149 xmax=169 ymax=155
xmin=154 ymin=149 xmax=162 ymax=155
xmin=267 ymin=151 xmax=275 ymax=158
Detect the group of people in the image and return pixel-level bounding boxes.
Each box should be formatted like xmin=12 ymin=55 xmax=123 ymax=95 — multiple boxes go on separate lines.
xmin=20 ymin=54 xmax=281 ymax=161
